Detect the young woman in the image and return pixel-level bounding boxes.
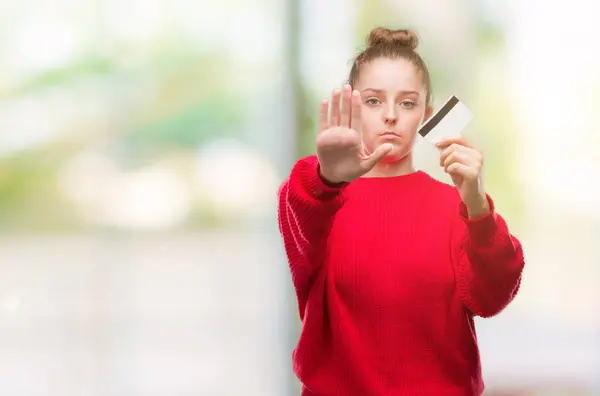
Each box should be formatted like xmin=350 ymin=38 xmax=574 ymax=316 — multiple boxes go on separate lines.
xmin=277 ymin=27 xmax=525 ymax=396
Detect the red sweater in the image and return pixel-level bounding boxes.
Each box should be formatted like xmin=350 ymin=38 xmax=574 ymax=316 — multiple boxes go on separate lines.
xmin=277 ymin=156 xmax=525 ymax=396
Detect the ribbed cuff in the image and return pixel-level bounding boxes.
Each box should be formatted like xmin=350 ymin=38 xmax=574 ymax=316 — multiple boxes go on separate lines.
xmin=459 ymin=194 xmax=499 ymax=247
xmin=299 ymin=156 xmax=347 ymax=200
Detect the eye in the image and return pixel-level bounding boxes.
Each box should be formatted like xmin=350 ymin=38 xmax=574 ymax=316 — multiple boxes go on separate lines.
xmin=365 ymin=98 xmax=381 ymax=105
xmin=399 ymin=100 xmax=416 ymax=109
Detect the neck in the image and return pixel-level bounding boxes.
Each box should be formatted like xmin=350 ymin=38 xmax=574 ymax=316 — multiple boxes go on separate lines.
xmin=363 ymin=152 xmax=416 ymax=178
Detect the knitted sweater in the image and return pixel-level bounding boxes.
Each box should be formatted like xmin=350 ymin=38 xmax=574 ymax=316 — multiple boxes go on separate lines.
xmin=277 ymin=155 xmax=525 ymax=396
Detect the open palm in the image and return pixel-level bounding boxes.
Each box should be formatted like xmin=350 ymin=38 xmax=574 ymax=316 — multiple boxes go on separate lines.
xmin=316 ymin=85 xmax=392 ymax=184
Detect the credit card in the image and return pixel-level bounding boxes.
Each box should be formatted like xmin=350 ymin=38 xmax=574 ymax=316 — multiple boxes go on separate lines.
xmin=418 ymin=96 xmax=473 ymax=145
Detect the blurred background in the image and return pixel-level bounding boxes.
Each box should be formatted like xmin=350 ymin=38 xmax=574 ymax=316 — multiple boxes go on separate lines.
xmin=0 ymin=0 xmax=598 ymax=395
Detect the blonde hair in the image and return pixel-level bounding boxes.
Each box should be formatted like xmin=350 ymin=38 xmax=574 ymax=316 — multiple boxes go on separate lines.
xmin=349 ymin=27 xmax=432 ymax=106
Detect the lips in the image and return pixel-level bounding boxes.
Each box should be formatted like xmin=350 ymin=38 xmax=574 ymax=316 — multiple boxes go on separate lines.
xmin=381 ymin=131 xmax=400 ymax=137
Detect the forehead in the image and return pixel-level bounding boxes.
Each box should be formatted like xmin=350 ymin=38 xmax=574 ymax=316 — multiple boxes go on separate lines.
xmin=354 ymin=58 xmax=424 ymax=93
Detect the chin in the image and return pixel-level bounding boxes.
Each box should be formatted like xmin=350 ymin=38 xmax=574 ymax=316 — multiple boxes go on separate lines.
xmin=380 ymin=145 xmax=410 ymax=164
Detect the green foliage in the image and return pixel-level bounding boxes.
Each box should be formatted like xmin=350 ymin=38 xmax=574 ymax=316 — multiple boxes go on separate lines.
xmin=297 ymin=86 xmax=319 ymax=158
xmin=8 ymin=56 xmax=117 ymax=97
xmin=0 ymin=39 xmax=244 ymax=230
xmin=354 ymin=0 xmax=404 ymax=44
xmin=122 ymin=95 xmax=242 ymax=153
xmin=116 ymin=46 xmax=244 ymax=160
xmin=470 ymin=23 xmax=525 ymax=224
xmin=0 ymin=146 xmax=80 ymax=232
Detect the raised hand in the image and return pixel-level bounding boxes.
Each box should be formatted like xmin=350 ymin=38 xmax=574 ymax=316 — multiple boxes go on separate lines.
xmin=316 ymin=84 xmax=392 ymax=184
xmin=436 ymin=135 xmax=490 ymax=218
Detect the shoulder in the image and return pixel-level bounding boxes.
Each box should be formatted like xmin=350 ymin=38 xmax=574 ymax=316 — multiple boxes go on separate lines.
xmin=295 ymin=155 xmax=318 ymax=167
xmin=280 ymin=155 xmax=319 ymax=187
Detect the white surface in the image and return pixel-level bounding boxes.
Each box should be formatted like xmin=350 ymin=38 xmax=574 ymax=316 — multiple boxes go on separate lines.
xmin=0 ymin=231 xmax=290 ymax=396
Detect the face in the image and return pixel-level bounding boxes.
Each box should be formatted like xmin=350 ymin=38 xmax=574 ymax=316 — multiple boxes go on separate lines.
xmin=354 ymin=57 xmax=432 ymax=162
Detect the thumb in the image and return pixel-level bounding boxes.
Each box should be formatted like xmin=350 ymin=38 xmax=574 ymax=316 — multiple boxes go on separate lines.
xmin=360 ymin=143 xmax=393 ymax=171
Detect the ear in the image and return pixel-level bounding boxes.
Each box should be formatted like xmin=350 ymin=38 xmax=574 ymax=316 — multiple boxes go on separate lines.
xmin=424 ymin=106 xmax=434 ymax=122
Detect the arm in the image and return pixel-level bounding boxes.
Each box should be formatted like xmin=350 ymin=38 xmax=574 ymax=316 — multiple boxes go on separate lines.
xmin=280 ymin=86 xmax=390 ymax=314
xmin=278 ymin=155 xmax=346 ymax=311
xmin=452 ymin=194 xmax=525 ymax=318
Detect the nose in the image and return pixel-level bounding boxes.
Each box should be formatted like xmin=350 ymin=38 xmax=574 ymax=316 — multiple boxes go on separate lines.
xmin=383 ymin=104 xmax=398 ymax=125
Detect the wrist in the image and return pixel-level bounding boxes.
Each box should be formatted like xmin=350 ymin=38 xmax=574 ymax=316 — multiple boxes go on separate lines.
xmin=466 ymin=194 xmax=491 ymax=219
xmin=318 ymin=167 xmax=346 ymax=187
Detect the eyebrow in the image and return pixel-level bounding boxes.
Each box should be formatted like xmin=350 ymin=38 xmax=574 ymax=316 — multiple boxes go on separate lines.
xmin=361 ymin=88 xmax=420 ymax=96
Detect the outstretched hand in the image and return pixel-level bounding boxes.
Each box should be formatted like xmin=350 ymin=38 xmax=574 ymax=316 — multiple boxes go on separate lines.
xmin=436 ymin=135 xmax=490 ymax=218
xmin=316 ymin=84 xmax=392 ymax=184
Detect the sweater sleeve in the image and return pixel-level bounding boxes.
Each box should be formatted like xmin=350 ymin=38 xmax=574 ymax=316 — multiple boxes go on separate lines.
xmin=452 ymin=194 xmax=525 ymax=318
xmin=277 ymin=156 xmax=346 ymax=314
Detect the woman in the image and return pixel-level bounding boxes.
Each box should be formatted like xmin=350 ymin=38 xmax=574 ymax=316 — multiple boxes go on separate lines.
xmin=277 ymin=27 xmax=525 ymax=396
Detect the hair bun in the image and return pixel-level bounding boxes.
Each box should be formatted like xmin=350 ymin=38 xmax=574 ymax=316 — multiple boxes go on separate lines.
xmin=366 ymin=27 xmax=419 ymax=51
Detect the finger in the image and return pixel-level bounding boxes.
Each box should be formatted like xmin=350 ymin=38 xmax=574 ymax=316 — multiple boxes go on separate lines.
xmin=330 ymin=89 xmax=341 ymax=127
xmin=439 ymin=143 xmax=461 ymax=167
xmin=445 ymin=162 xmax=478 ymax=180
xmin=318 ymin=99 xmax=329 ymax=133
xmin=350 ymin=90 xmax=362 ymax=131
xmin=443 ymin=150 xmax=480 ymax=170
xmin=436 ymin=134 xmax=472 ymax=149
xmin=436 ymin=134 xmax=468 ymax=148
xmin=339 ymin=84 xmax=352 ymax=127
xmin=360 ymin=143 xmax=392 ymax=171
xmin=439 ymin=144 xmax=481 ymax=167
